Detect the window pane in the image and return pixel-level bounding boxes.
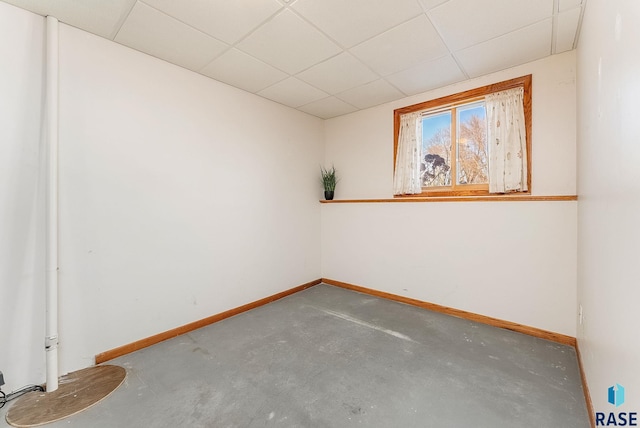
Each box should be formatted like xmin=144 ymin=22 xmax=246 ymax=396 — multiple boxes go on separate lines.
xmin=422 ymin=112 xmax=451 ymax=187
xmin=457 ymin=103 xmax=488 ymax=185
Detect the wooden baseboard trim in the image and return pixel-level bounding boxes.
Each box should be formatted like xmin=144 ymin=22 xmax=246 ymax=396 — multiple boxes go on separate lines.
xmin=95 ymin=278 xmax=322 ymax=364
xmin=576 ymin=341 xmax=595 ymax=428
xmin=321 ymin=278 xmax=576 ymax=347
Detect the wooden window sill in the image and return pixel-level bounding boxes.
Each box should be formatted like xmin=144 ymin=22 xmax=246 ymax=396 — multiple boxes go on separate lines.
xmin=320 ymin=195 xmax=577 ymax=203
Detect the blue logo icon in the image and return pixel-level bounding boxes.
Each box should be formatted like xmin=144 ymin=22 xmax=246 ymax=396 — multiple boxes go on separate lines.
xmin=609 ymin=384 xmax=625 ymax=407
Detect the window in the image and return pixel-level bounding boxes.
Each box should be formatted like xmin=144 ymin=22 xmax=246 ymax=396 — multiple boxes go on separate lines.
xmin=393 ymin=75 xmax=532 ymax=197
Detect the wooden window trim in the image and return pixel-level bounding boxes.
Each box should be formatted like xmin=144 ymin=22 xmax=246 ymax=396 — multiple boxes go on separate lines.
xmin=393 ymin=75 xmax=532 ymax=198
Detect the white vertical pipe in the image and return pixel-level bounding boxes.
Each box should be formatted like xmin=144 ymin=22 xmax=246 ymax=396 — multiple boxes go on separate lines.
xmin=45 ymin=15 xmax=59 ymax=393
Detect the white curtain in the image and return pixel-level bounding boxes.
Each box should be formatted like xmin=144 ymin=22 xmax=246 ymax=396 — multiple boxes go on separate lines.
xmin=393 ymin=112 xmax=422 ymax=195
xmin=486 ymin=87 xmax=528 ymax=193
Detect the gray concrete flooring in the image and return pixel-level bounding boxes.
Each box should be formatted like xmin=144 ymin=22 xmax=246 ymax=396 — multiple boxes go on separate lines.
xmin=2 ymin=284 xmax=590 ymax=427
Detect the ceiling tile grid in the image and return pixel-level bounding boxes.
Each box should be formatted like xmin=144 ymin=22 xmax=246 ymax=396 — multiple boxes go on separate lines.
xmin=0 ymin=0 xmax=137 ymax=38
xmin=296 ymin=52 xmax=379 ymax=95
xmin=426 ymin=0 xmax=555 ymax=51
xmin=257 ymin=76 xmax=329 ymax=108
xmin=199 ymin=48 xmax=288 ymax=93
xmin=298 ymin=96 xmax=359 ymax=120
xmin=455 ymin=18 xmax=554 ymax=78
xmin=336 ymin=79 xmax=405 ymax=110
xmin=558 ymin=0 xmax=585 ymax=12
xmin=291 ymin=0 xmax=424 ymax=48
xmin=141 ymin=0 xmax=282 ymax=44
xmin=555 ymin=7 xmax=583 ymax=53
xmin=1 ymin=0 xmax=586 ymax=119
xmin=349 ymin=14 xmax=449 ymax=77
xmin=115 ymin=2 xmax=229 ymax=72
xmin=235 ymin=9 xmax=342 ymax=75
xmin=385 ymin=55 xmax=467 ymax=96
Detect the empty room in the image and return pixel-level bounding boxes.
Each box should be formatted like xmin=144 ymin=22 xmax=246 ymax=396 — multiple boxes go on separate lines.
xmin=1 ymin=0 xmax=638 ymax=426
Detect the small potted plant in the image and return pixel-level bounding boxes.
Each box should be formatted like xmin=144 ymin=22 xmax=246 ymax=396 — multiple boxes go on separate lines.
xmin=321 ymin=165 xmax=338 ymax=200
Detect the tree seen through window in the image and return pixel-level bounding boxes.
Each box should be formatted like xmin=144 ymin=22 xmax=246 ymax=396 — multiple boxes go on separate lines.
xmin=421 ymin=101 xmax=488 ymax=190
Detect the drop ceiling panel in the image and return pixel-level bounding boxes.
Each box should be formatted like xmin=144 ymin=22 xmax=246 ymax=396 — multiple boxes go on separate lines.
xmin=456 ymin=19 xmax=552 ymax=78
xmin=0 ymin=0 xmax=585 ymax=119
xmin=298 ymin=97 xmax=358 ymax=119
xmin=237 ymin=9 xmax=341 ymax=75
xmin=142 ymin=0 xmax=282 ymax=44
xmin=559 ymin=0 xmax=583 ymax=12
xmin=386 ymin=55 xmax=466 ymax=96
xmin=200 ymin=48 xmax=287 ymax=93
xmin=258 ymin=77 xmax=329 ymax=108
xmin=1 ymin=0 xmax=135 ymax=38
xmin=555 ymin=7 xmax=581 ymax=53
xmin=296 ymin=52 xmax=379 ymax=95
xmin=350 ymin=15 xmax=448 ymax=77
xmin=418 ymin=0 xmax=450 ymax=11
xmin=337 ymin=79 xmax=404 ymax=110
xmin=291 ymin=0 xmax=422 ymax=48
xmin=115 ymin=3 xmax=228 ymax=72
xmin=428 ymin=0 xmax=554 ymax=51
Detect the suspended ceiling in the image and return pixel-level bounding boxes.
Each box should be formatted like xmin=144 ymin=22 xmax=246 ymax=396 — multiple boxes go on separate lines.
xmin=1 ymin=0 xmax=585 ymax=119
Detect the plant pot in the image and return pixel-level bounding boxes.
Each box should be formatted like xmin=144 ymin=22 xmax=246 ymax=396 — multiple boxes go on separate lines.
xmin=324 ymin=190 xmax=334 ymax=200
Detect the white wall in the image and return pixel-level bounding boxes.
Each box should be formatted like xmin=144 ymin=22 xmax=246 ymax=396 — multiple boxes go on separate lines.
xmin=56 ymin=25 xmax=323 ymax=375
xmin=322 ymin=53 xmax=578 ymax=336
xmin=576 ymin=0 xmax=640 ymax=410
xmin=324 ymin=52 xmax=577 ymax=199
xmin=0 ymin=2 xmax=45 ymax=392
xmin=1 ymin=3 xmax=323 ymax=387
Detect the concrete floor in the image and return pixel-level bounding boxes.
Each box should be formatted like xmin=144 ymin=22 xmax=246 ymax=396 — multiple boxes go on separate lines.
xmin=2 ymin=284 xmax=590 ymax=427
